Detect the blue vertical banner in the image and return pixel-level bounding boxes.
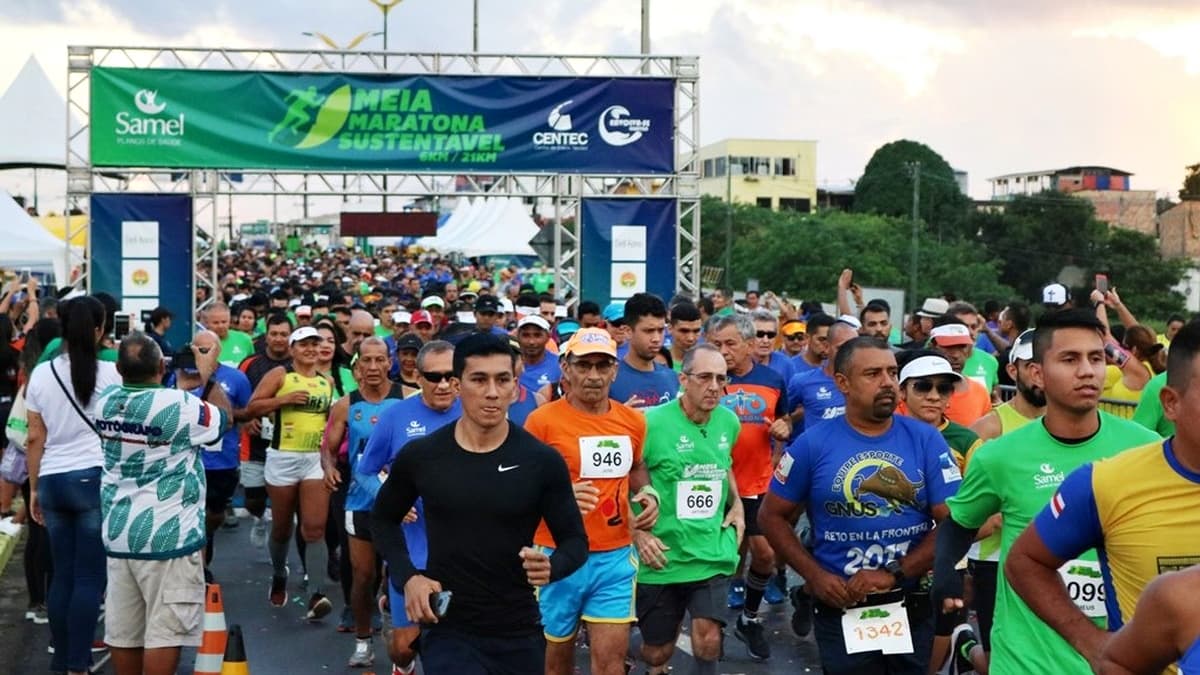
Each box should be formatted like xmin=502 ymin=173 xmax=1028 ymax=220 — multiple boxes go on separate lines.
xmin=580 ymin=198 xmax=677 ymax=307
xmin=91 ymin=194 xmax=194 ymax=348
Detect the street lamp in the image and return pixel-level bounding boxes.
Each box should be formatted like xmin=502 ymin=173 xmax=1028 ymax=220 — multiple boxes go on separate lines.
xmin=367 ymin=0 xmax=405 ymax=213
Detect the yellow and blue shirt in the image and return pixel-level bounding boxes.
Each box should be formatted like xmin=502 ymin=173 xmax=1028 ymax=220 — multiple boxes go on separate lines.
xmin=1033 ymin=439 xmax=1200 ymax=631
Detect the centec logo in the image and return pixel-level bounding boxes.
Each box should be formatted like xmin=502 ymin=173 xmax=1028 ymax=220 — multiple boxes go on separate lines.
xmin=115 ymin=89 xmax=184 ymax=145
xmin=533 ymin=99 xmax=588 ymax=149
xmin=598 ymin=105 xmax=651 ymax=147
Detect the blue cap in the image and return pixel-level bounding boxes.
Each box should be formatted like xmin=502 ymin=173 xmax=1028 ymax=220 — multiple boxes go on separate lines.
xmin=602 ymin=301 xmax=626 ymax=324
xmin=556 ymin=319 xmax=580 ymax=339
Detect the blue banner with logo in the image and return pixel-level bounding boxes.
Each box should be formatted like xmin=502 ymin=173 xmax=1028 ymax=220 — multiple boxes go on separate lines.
xmin=580 ymin=198 xmax=677 ymax=307
xmin=91 ymin=68 xmax=676 ymax=174
xmin=91 ymin=194 xmax=194 ymax=349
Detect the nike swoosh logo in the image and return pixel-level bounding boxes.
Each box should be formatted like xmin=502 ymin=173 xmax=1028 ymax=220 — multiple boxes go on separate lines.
xmin=498 ymin=464 xmax=519 ymax=473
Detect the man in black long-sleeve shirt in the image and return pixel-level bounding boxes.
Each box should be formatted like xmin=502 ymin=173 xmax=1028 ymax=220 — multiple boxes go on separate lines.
xmin=372 ymin=333 xmax=588 ymax=674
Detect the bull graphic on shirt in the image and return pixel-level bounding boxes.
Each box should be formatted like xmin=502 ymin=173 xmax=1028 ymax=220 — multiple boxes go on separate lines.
xmin=854 ymin=466 xmax=924 ymax=513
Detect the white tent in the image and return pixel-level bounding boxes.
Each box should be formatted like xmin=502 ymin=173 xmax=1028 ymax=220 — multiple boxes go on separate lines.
xmin=414 ymin=197 xmax=473 ymax=249
xmin=416 ymin=197 xmax=486 ymax=250
xmin=456 ymin=198 xmax=540 ymax=258
xmin=0 ymin=56 xmax=73 ymax=168
xmin=0 ymin=191 xmax=69 ymax=284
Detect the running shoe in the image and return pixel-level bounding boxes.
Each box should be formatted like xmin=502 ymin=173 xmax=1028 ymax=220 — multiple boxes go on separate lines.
xmin=948 ymin=623 xmax=979 ymax=675
xmin=347 ymin=638 xmax=374 ymax=668
xmin=306 ymin=592 xmax=333 ymax=621
xmin=222 ymin=506 xmax=239 ymax=529
xmin=249 ymin=517 xmax=268 ymax=548
xmin=727 ymin=578 xmax=746 ymax=609
xmin=789 ymin=586 xmax=812 ymax=637
xmin=269 ymin=566 xmax=289 ymax=608
xmin=24 ymin=604 xmax=48 ymax=624
xmin=764 ymin=573 xmax=787 ymax=605
xmin=337 ymin=605 xmax=354 ymax=633
xmin=734 ymin=614 xmax=771 ymax=661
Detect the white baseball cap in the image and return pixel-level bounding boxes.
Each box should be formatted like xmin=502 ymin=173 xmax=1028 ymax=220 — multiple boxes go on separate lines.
xmin=899 ymin=355 xmax=964 ymax=385
xmin=391 ymin=310 xmax=412 ymax=325
xmin=421 ymin=296 xmax=446 ymax=309
xmin=929 ymin=323 xmax=973 ymax=346
xmin=1009 ymin=328 xmax=1036 ymax=363
xmin=517 ymin=315 xmax=551 ymax=331
xmin=289 ymin=326 xmax=322 ymax=345
xmin=1042 ymin=283 xmax=1069 ymax=306
xmin=499 ymin=298 xmax=515 ymax=314
xmin=837 ymin=314 xmax=862 ymax=330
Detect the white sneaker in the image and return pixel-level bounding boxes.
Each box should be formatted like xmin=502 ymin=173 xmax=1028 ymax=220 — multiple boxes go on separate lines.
xmin=249 ymin=517 xmax=268 ymax=548
xmin=348 ymin=638 xmax=374 ymax=668
xmin=0 ymin=516 xmax=22 ymax=537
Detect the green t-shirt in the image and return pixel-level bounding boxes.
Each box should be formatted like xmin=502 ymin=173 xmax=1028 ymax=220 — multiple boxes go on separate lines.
xmin=939 ymin=419 xmax=981 ymax=467
xmin=219 ymin=331 xmax=255 ymax=367
xmin=963 ymin=349 xmax=998 ymax=393
xmin=37 ymin=337 xmax=117 ymax=365
xmin=1131 ymin=372 xmax=1172 ymax=438
xmin=946 ymin=413 xmax=1159 ymax=675
xmin=374 ymin=324 xmax=391 ymax=338
xmin=530 ymin=273 xmax=554 ymax=294
xmin=638 ymin=400 xmax=742 ymax=585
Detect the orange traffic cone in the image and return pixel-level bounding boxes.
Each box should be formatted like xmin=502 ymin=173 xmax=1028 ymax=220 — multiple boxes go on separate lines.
xmin=221 ymin=624 xmax=250 ymax=675
xmin=194 ymin=584 xmax=228 ymax=675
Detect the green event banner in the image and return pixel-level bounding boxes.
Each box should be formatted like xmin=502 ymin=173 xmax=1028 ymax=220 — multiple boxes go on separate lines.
xmin=88 ymin=67 xmax=676 ymax=173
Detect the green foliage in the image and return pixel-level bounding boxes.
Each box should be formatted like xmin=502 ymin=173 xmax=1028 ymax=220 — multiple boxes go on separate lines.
xmin=1095 ymin=228 xmax=1188 ymax=320
xmin=1182 ymin=163 xmax=1200 ymax=201
xmin=853 ymin=139 xmax=971 ymax=240
xmin=699 ymin=197 xmax=1012 ymax=305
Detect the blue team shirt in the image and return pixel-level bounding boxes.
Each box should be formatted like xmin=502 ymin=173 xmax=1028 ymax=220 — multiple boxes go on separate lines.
xmin=509 ymin=385 xmax=539 ymax=427
xmin=356 ymin=395 xmax=462 ymax=569
xmin=788 ymin=367 xmax=846 ymax=430
xmin=766 ymin=351 xmax=796 ymax=385
xmin=610 ymin=359 xmax=679 ymax=409
xmin=190 ymin=365 xmax=252 ymax=471
xmin=519 ymin=352 xmax=561 ymax=393
xmin=770 ymin=415 xmax=958 ymax=581
xmin=344 ymin=386 xmax=406 ymax=512
xmin=790 ymin=354 xmax=820 ymax=375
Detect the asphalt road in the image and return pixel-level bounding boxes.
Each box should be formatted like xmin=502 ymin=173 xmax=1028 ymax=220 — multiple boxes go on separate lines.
xmin=1 ymin=519 xmax=825 ymax=674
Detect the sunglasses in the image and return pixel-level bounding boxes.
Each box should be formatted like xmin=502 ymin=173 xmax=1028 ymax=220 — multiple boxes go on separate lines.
xmin=784 ymin=334 xmax=806 ymax=341
xmin=756 ymin=330 xmax=778 ymax=340
xmin=420 ymin=370 xmax=455 ymax=384
xmin=910 ymin=380 xmax=956 ymax=396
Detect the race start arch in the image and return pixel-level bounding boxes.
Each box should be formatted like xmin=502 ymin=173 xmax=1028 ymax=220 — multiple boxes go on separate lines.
xmin=65 ymin=46 xmax=700 ymax=343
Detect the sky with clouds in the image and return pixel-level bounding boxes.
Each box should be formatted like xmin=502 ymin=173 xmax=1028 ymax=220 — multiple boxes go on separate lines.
xmin=0 ymin=0 xmax=1197 ymax=220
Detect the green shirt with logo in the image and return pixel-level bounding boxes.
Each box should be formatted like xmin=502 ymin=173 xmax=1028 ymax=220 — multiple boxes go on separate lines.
xmin=638 ymin=399 xmax=742 ymax=586
xmin=946 ymin=413 xmax=1158 ymax=675
xmin=963 ymin=349 xmax=998 ymax=393
xmin=1131 ymin=372 xmax=1172 ymax=438
xmin=219 ymin=331 xmax=255 ymax=367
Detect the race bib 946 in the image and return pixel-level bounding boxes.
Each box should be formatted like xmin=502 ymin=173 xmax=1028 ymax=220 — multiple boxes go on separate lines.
xmin=578 ymin=436 xmax=633 ymax=479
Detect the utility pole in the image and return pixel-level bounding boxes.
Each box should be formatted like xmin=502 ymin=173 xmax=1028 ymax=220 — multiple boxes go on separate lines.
xmin=641 ymin=0 xmax=650 ymax=54
xmin=473 ymin=0 xmax=480 ymax=51
xmin=724 ymin=157 xmax=733 ymax=288
xmin=908 ymin=161 xmax=921 ymax=308
xmin=368 ymin=0 xmax=404 ymax=212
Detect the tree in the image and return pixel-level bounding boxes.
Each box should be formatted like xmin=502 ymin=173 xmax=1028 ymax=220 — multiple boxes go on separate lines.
xmin=1094 ymin=228 xmax=1188 ymax=321
xmin=854 ymin=139 xmax=972 ymax=240
xmin=1182 ymin=163 xmax=1200 ymax=201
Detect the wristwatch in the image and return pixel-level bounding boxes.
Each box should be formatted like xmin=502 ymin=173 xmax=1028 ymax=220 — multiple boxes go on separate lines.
xmin=885 ymin=559 xmax=905 ymax=585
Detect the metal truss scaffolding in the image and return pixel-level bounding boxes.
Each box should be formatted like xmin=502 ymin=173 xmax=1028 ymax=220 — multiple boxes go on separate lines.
xmin=66 ymin=46 xmax=700 ymax=320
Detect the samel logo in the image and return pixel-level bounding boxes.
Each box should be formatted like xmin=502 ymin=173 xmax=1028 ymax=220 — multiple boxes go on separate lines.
xmin=598 ymin=105 xmax=651 ymax=147
xmin=134 ymin=90 xmax=166 ymax=115
xmin=115 ymin=89 xmax=185 ymax=144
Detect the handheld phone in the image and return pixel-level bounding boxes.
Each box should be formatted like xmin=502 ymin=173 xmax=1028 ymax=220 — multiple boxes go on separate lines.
xmin=429 ymin=590 xmax=452 ymax=618
xmin=113 ymin=314 xmax=132 ymax=340
xmin=1095 ymin=274 xmax=1109 ymax=294
xmin=19 ymin=268 xmax=30 ymax=283
xmin=1104 ymin=341 xmax=1129 ymax=367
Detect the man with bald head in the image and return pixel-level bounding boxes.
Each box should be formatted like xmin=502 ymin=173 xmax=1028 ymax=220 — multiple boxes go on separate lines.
xmin=187 ymin=331 xmax=253 ymax=582
xmin=344 ymin=309 xmax=376 ymax=361
xmin=206 ymin=302 xmax=255 ymax=366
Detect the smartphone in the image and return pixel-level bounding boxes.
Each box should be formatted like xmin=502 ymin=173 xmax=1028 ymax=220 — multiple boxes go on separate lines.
xmin=113 ymin=314 xmax=132 ymax=340
xmin=1104 ymin=341 xmax=1129 ymax=367
xmin=1095 ymin=274 xmax=1109 ymax=294
xmin=429 ymin=590 xmax=452 ymax=618
xmin=19 ymin=268 xmax=30 ymax=283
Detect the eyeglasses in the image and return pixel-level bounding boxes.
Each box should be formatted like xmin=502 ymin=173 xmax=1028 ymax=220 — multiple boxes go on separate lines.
xmin=420 ymin=371 xmax=455 ymax=384
xmin=910 ymin=380 xmax=956 ymax=396
xmin=756 ymin=330 xmax=778 ymax=340
xmin=570 ymin=359 xmax=616 ymax=374
xmin=784 ymin=334 xmax=806 ymax=341
xmin=685 ymin=372 xmax=729 ymax=386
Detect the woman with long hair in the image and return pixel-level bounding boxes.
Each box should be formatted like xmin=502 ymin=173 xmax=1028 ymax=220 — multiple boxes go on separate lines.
xmin=25 ymin=297 xmax=121 ymax=675
xmin=313 ymin=320 xmax=356 ymax=397
xmin=0 ymin=315 xmax=21 ymax=517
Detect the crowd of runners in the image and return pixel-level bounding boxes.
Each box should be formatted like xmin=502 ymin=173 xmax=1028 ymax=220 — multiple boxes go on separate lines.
xmin=1 ymin=243 xmax=1199 ymax=675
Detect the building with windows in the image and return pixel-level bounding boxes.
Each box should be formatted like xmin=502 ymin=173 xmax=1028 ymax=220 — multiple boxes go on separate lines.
xmin=697 ymin=139 xmax=817 ymax=212
xmin=986 ymin=165 xmax=1157 ymax=235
